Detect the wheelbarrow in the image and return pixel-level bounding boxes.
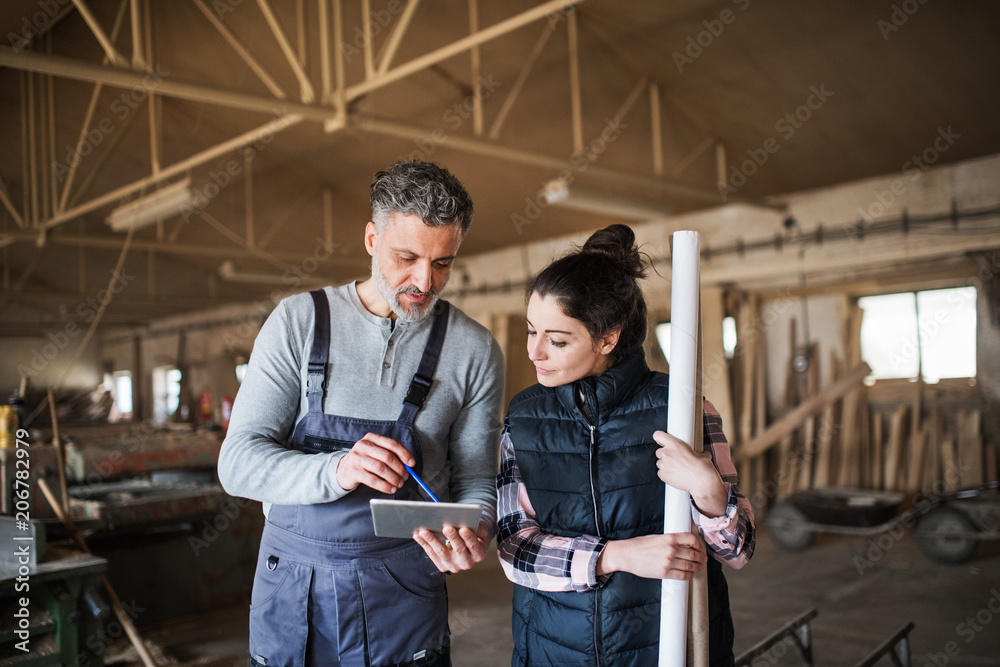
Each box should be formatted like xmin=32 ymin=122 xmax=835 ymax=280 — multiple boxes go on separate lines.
xmin=766 ymin=481 xmax=1000 ymax=564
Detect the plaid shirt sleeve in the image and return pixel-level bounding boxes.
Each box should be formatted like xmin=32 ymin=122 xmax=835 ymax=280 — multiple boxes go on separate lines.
xmin=496 ymin=427 xmax=609 ymax=592
xmin=691 ymin=400 xmax=756 ymax=569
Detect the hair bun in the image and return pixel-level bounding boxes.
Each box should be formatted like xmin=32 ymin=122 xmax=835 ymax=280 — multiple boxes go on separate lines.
xmin=581 ymin=224 xmax=647 ymax=279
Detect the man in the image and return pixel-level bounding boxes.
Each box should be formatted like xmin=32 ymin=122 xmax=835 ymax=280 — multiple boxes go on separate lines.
xmin=218 ymin=160 xmax=504 ymax=667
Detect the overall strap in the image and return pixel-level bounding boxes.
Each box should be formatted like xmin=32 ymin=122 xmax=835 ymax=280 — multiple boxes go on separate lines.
xmin=306 ymin=289 xmax=331 ymax=414
xmin=397 ymin=301 xmax=450 ymax=425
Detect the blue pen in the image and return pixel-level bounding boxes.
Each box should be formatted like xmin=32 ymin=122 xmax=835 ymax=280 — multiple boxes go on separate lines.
xmin=404 ymin=464 xmax=441 ymax=503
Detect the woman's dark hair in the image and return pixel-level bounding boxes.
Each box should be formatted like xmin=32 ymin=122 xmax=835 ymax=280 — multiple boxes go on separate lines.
xmin=527 ymin=224 xmax=648 ymax=366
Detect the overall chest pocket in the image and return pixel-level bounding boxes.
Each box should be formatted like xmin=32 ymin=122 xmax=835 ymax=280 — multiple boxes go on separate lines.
xmin=301 ymin=434 xmax=356 ymax=454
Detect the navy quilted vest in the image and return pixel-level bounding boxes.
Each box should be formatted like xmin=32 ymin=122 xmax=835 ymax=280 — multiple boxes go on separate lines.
xmin=506 ymin=353 xmax=734 ymax=667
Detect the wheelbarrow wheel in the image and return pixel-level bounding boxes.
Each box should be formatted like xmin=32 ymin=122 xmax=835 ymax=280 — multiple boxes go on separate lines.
xmin=916 ymin=506 xmax=979 ymax=564
xmin=767 ymin=500 xmax=815 ymax=552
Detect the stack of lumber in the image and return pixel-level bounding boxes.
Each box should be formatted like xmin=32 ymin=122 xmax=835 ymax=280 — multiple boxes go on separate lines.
xmin=724 ymin=292 xmax=994 ymax=517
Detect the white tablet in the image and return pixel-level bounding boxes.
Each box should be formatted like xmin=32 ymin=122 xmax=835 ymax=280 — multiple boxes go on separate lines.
xmin=369 ymin=499 xmax=483 ymax=539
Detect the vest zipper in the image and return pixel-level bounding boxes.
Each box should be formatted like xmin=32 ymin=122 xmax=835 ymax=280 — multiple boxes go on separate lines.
xmin=589 ymin=423 xmax=603 ymax=667
xmin=580 ymin=381 xmax=603 ymax=666
xmin=588 ymin=425 xmax=601 ymax=538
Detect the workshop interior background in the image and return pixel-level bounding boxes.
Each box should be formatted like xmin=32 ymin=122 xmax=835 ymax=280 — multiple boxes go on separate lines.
xmin=0 ymin=0 xmax=999 ymax=665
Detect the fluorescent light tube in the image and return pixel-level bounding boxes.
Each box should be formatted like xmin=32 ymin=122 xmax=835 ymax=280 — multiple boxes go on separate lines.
xmin=107 ymin=178 xmax=193 ymax=231
xmin=541 ymin=179 xmax=671 ymax=220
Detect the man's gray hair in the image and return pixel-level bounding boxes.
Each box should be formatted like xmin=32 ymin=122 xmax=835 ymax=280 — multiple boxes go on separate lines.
xmin=370 ymin=160 xmax=474 ymax=235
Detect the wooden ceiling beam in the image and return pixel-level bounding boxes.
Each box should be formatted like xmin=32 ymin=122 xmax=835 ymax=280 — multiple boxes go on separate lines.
xmin=345 ymin=0 xmax=586 ymax=101
xmin=0 ymin=48 xmax=335 ymax=123
xmin=191 ymin=0 xmax=288 ymax=99
xmin=70 ymin=0 xmax=129 ymax=67
xmin=0 ymin=230 xmax=369 ymax=266
xmin=376 ymin=0 xmax=421 ymax=76
xmin=256 ymin=0 xmax=315 ymax=103
xmin=355 ymin=115 xmax=779 ymax=209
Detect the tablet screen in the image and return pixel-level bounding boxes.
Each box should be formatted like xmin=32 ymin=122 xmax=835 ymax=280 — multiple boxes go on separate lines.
xmin=370 ymin=499 xmax=483 ymax=539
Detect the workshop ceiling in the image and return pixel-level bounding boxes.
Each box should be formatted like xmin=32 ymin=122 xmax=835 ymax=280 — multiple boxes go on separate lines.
xmin=1 ymin=0 xmax=999 ymax=334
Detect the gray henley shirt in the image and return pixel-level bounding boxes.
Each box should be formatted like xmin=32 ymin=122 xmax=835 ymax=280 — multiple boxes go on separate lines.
xmin=218 ymin=282 xmax=504 ymax=532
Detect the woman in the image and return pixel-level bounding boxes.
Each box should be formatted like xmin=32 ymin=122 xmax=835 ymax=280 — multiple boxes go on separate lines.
xmin=497 ymin=224 xmax=755 ymax=667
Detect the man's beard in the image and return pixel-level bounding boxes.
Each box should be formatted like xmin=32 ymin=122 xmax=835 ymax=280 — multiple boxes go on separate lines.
xmin=371 ymin=248 xmax=444 ymax=323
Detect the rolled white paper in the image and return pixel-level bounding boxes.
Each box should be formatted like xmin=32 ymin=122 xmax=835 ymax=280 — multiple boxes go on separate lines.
xmin=659 ymin=231 xmax=701 ymax=667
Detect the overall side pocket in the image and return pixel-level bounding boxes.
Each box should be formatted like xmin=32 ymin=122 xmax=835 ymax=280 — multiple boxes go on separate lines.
xmin=248 ymin=551 xmax=312 ymax=667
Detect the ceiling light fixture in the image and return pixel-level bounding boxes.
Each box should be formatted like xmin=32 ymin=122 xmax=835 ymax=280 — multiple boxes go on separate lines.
xmin=541 ymin=179 xmax=671 ymax=221
xmin=218 ymin=260 xmax=328 ymax=287
xmin=106 ymin=178 xmax=193 ymax=231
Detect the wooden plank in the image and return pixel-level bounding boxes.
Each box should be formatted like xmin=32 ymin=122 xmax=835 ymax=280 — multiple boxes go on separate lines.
xmin=884 ymin=406 xmax=907 ymax=492
xmin=940 ymin=437 xmax=958 ymax=492
xmin=738 ymin=294 xmax=757 ymax=445
xmin=735 ymin=294 xmax=757 ymax=502
xmin=858 ymin=393 xmax=871 ymax=488
xmin=735 ymin=362 xmax=872 ymax=462
xmin=905 ymin=426 xmax=927 ymax=495
xmin=836 ymin=304 xmax=865 ymax=488
xmin=702 ymin=287 xmax=734 ymax=445
xmin=957 ymin=410 xmax=983 ymax=486
xmin=813 ymin=352 xmax=840 ymax=488
xmin=922 ymin=409 xmax=942 ymax=492
xmin=777 ymin=318 xmax=799 ymax=499
xmin=871 ymin=410 xmax=884 ymax=490
xmin=985 ymin=444 xmax=998 ymax=490
xmin=751 ymin=316 xmax=767 ymax=506
xmin=797 ymin=343 xmax=820 ymax=491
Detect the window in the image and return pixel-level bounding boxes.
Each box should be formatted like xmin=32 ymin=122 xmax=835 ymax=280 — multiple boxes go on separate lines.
xmin=114 ymin=372 xmax=133 ymax=417
xmin=858 ymin=287 xmax=977 ymax=382
xmin=655 ymin=316 xmax=737 ymax=364
xmin=152 ymin=366 xmax=183 ymax=422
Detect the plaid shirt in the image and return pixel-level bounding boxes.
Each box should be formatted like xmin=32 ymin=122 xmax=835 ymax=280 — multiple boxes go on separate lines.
xmin=496 ymin=400 xmax=755 ymax=592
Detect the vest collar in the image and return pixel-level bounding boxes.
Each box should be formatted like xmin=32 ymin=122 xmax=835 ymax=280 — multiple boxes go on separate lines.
xmin=555 ymin=351 xmax=650 ymax=419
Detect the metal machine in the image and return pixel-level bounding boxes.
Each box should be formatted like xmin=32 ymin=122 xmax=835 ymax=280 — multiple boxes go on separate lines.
xmin=0 ymin=422 xmax=262 ymax=650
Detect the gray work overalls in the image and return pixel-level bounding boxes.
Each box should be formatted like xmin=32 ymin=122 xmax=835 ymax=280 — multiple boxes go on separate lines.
xmin=249 ymin=289 xmax=452 ymax=667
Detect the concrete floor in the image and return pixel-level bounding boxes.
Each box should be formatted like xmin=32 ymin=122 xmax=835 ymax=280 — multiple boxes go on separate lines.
xmin=116 ymin=525 xmax=1000 ymax=666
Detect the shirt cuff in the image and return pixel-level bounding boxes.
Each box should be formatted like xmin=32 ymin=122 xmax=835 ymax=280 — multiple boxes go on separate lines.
xmin=690 ymin=482 xmax=739 ymax=532
xmin=571 ymin=535 xmax=609 ymax=590
xmin=326 ymin=450 xmax=351 ymax=498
